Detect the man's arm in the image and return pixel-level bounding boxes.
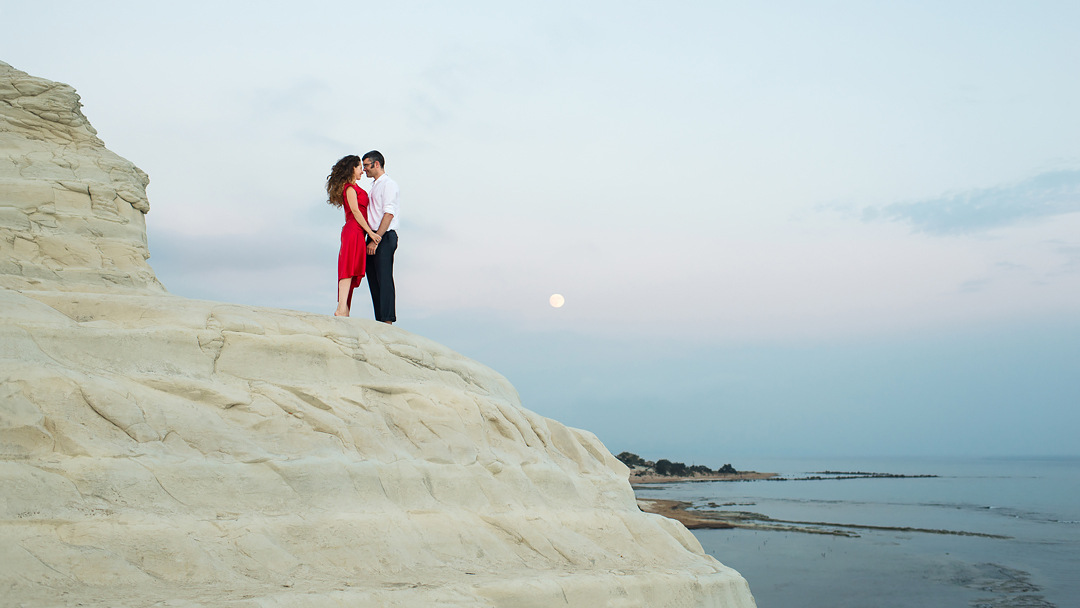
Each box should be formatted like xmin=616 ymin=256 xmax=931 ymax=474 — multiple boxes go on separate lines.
xmin=375 ymin=213 xmax=394 ymax=237
xmin=370 ymin=177 xmax=398 ymax=248
xmin=369 ymin=213 xmax=393 ymax=254
xmin=378 ymin=179 xmax=399 ymax=237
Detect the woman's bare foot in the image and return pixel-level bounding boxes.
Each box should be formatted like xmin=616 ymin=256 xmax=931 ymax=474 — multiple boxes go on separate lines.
xmin=334 ymin=307 xmax=349 ymax=317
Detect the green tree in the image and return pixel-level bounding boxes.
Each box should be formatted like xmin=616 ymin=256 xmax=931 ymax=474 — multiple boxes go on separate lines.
xmin=616 ymin=452 xmax=647 ymax=467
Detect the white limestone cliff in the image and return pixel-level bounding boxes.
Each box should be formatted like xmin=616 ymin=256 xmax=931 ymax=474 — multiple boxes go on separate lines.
xmin=0 ymin=61 xmax=757 ymax=607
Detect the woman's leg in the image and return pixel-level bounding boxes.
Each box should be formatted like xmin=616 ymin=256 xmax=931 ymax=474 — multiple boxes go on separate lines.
xmin=335 ymin=277 xmax=352 ymax=316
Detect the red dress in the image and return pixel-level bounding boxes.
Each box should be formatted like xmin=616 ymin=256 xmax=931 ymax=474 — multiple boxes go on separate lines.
xmin=338 ymin=183 xmax=369 ymax=308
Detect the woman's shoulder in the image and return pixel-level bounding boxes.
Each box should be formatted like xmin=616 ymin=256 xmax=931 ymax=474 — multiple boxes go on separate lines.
xmin=347 ymin=183 xmax=369 ymax=199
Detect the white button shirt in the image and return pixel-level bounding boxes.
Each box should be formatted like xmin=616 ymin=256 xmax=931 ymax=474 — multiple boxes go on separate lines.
xmin=367 ymin=173 xmax=400 ymax=232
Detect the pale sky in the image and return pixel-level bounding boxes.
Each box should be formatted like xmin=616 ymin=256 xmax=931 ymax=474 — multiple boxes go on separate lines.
xmin=7 ymin=1 xmax=1079 ymax=463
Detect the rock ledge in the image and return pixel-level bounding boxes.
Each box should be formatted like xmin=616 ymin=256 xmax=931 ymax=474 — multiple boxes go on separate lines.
xmin=0 ymin=61 xmax=756 ymax=607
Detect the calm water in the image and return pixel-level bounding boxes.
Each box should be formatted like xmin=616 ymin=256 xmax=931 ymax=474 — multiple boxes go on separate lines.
xmin=634 ymin=457 xmax=1080 ymax=608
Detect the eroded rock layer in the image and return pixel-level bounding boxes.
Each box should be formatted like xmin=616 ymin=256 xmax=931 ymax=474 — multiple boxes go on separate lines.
xmin=1 ymin=61 xmax=161 ymax=294
xmin=0 ymin=61 xmax=756 ymax=607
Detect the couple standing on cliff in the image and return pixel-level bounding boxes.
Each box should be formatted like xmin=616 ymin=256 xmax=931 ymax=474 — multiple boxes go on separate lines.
xmin=326 ymin=151 xmax=399 ymax=324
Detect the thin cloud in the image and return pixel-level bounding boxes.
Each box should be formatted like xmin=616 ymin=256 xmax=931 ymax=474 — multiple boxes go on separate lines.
xmin=1049 ymin=241 xmax=1080 ymax=276
xmin=863 ymin=169 xmax=1080 ymax=235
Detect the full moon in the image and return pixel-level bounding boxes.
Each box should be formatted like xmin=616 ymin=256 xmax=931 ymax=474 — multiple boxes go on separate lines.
xmin=549 ymin=294 xmax=565 ymax=308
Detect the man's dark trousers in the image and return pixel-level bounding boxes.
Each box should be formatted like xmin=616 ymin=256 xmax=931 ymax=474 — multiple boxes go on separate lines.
xmin=367 ymin=230 xmax=397 ymax=323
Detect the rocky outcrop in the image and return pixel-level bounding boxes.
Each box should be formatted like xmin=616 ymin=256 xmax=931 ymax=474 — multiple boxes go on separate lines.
xmin=0 ymin=61 xmax=160 ymax=294
xmin=0 ymin=61 xmax=757 ymax=607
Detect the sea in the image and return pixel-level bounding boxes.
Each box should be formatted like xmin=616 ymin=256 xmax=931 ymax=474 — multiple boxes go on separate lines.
xmin=632 ymin=457 xmax=1080 ymax=608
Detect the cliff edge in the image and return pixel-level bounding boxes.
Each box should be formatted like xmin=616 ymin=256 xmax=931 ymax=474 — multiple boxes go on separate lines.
xmin=0 ymin=61 xmax=757 ymax=607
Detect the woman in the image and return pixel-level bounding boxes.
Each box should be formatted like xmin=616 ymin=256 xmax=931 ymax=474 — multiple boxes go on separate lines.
xmin=327 ymin=155 xmax=381 ymax=316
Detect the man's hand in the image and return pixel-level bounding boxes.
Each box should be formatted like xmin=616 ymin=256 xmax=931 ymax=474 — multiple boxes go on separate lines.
xmin=367 ymin=242 xmax=378 ymax=255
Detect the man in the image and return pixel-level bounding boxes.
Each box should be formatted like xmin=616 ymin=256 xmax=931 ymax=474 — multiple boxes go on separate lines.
xmin=362 ymin=150 xmax=399 ymax=324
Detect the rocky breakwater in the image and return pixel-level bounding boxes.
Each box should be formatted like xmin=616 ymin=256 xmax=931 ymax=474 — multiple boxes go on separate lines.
xmin=0 ymin=61 xmax=757 ymax=607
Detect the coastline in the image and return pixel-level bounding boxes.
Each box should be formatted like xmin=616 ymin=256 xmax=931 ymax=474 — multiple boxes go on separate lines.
xmin=637 ymin=499 xmax=736 ymax=530
xmin=632 ymin=457 xmax=1080 ymax=608
xmin=629 ymin=471 xmax=777 ymax=485
xmin=637 ymin=498 xmax=1009 ymax=538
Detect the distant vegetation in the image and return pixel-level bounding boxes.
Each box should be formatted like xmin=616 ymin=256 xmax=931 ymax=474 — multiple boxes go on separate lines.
xmin=616 ymin=452 xmax=738 ymax=477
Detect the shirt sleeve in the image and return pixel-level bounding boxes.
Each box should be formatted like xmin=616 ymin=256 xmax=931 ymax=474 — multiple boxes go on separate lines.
xmin=382 ymin=179 xmax=400 ymax=217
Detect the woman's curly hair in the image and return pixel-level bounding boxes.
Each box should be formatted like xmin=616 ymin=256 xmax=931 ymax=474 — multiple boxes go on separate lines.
xmin=326 ymin=155 xmax=361 ymax=207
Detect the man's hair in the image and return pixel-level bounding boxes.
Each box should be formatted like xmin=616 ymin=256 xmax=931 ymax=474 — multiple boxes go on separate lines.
xmin=363 ymin=150 xmax=385 ymax=169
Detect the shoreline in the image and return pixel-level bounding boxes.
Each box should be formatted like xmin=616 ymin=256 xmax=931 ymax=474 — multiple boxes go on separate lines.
xmin=637 ymin=498 xmax=1009 ymax=538
xmin=629 ymin=471 xmax=777 ymax=485
xmin=633 ymin=459 xmax=1074 ymax=608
